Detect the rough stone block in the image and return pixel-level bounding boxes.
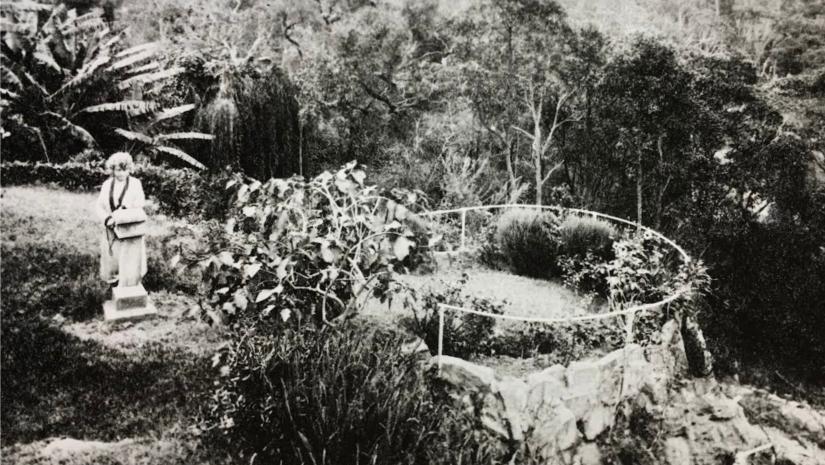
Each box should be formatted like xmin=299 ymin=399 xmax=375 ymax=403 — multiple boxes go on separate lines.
xmin=437 ymin=356 xmax=496 ymax=392
xmin=529 ymin=397 xmax=580 ymax=455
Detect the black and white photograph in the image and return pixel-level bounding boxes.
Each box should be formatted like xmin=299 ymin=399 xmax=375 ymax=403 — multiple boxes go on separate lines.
xmin=1 ymin=0 xmax=823 ymax=463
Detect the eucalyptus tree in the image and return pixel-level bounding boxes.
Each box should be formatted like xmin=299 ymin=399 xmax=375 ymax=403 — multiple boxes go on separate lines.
xmin=447 ymin=0 xmax=586 ymax=205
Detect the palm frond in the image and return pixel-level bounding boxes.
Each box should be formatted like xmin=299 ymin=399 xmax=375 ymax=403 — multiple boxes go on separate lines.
xmin=1 ymin=65 xmax=23 ymax=89
xmin=33 ymin=41 xmax=62 ymax=72
xmin=101 ymin=32 xmax=122 ymax=51
xmin=0 ymin=1 xmax=52 ymax=12
xmin=156 ymin=131 xmax=214 ymax=141
xmin=153 ymin=104 xmax=196 ymax=122
xmin=128 ymin=61 xmax=161 ymax=75
xmin=52 ymin=53 xmax=109 ymax=96
xmin=60 ymin=9 xmax=105 ymax=35
xmin=115 ymin=42 xmax=161 ymax=58
xmin=155 ymin=145 xmax=206 ymax=170
xmin=41 ymin=111 xmax=97 ymax=146
xmin=81 ymin=100 xmax=159 ymax=116
xmin=0 ymin=19 xmax=36 ymax=34
xmin=0 ymin=88 xmax=21 ymax=100
xmin=118 ymin=67 xmax=184 ymax=89
xmin=22 ymin=70 xmax=48 ymax=96
xmin=107 ymin=48 xmax=157 ymax=71
xmin=114 ymin=128 xmax=153 ymax=144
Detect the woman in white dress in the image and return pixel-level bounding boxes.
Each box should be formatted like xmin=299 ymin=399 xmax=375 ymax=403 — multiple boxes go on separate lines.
xmin=96 ymin=152 xmax=148 ymax=286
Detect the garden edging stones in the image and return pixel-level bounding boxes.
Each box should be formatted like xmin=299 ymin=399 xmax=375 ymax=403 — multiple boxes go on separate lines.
xmin=430 ymin=318 xmax=825 ymax=464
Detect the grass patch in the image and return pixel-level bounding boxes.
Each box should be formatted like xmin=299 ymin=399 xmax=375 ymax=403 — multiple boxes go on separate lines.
xmin=0 ymin=318 xmax=213 ymax=447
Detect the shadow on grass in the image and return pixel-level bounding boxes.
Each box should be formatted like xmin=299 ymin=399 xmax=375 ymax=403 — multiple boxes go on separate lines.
xmin=0 ymin=317 xmax=213 ymax=446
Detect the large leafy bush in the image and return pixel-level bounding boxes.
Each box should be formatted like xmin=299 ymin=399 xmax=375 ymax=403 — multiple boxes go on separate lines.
xmin=0 ymin=2 xmax=208 ymax=167
xmin=495 ymin=208 xmax=562 ymax=278
xmin=557 ymin=215 xmax=617 ymax=259
xmin=197 ymin=161 xmax=434 ymax=327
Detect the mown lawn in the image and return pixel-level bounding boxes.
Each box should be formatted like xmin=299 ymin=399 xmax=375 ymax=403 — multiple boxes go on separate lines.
xmin=1 ymin=186 xmax=226 ymax=464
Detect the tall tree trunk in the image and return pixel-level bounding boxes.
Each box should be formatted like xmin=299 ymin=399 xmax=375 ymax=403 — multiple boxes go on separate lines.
xmin=298 ymin=121 xmax=303 ymax=177
xmin=636 ymin=150 xmax=643 ymax=228
xmin=534 ymin=121 xmax=543 ymax=205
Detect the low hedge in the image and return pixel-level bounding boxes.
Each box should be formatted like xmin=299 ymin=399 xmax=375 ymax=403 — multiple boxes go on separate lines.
xmin=0 ymin=161 xmax=233 ymax=219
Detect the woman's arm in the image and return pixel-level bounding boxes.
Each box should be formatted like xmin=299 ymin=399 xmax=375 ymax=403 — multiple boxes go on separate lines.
xmin=96 ymin=178 xmax=112 ymax=223
xmin=128 ymin=178 xmax=146 ymax=209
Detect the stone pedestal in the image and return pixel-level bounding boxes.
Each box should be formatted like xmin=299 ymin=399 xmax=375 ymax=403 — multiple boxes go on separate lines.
xmin=102 ymin=218 xmax=156 ymax=322
xmin=103 ymin=283 xmax=156 ymax=321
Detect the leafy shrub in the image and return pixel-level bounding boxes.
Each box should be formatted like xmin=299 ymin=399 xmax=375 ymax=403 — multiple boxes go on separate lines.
xmin=557 ymin=215 xmax=617 ymax=259
xmin=495 ymin=208 xmax=562 ymax=278
xmin=492 ymin=319 xmax=625 ymax=363
xmin=0 ymin=161 xmax=233 ymax=219
xmin=402 ymin=274 xmax=505 ymax=359
xmin=196 ymin=162 xmax=435 ymax=328
xmin=205 ymin=322 xmax=446 ymax=465
xmin=558 ymin=252 xmax=610 ymax=297
xmin=477 ymin=215 xmax=507 ymax=270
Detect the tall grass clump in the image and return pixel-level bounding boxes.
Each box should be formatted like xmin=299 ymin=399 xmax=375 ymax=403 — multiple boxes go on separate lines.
xmin=495 ymin=208 xmax=562 ymax=278
xmin=206 ymin=322 xmax=445 ymax=465
xmin=557 ymin=215 xmax=617 ymax=259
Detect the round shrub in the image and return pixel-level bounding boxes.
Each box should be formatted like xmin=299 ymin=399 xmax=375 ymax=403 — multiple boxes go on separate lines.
xmin=495 ymin=208 xmax=562 ymax=278
xmin=557 ymin=215 xmax=617 ymax=259
xmin=206 ymin=322 xmax=445 ymax=465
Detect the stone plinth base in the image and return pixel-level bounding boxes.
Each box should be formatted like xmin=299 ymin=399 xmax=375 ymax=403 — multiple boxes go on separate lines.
xmin=103 ymin=284 xmax=156 ymax=322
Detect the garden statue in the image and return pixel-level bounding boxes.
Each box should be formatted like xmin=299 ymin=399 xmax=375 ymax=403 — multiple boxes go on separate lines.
xmin=96 ymin=152 xmax=156 ymax=321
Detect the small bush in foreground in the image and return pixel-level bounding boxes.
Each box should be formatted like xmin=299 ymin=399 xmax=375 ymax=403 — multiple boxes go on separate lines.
xmin=402 ymin=274 xmax=505 ymax=359
xmin=558 ymin=215 xmax=617 ymax=259
xmin=495 ymin=208 xmax=562 ymax=278
xmin=205 ymin=322 xmax=445 ymax=465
